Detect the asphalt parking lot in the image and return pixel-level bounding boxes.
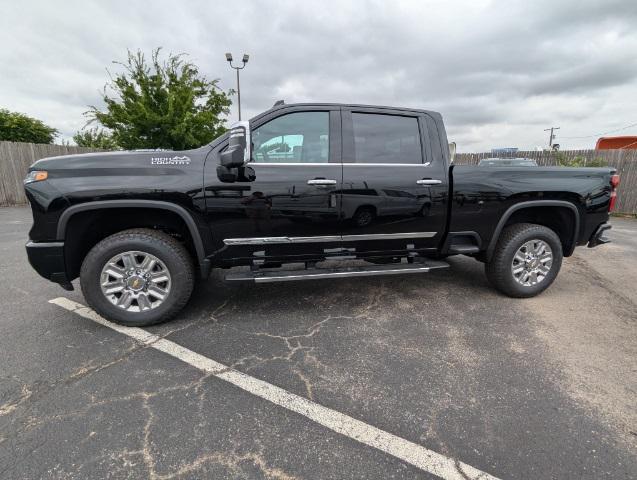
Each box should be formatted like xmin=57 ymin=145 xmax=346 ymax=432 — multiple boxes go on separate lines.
xmin=1 ymin=206 xmax=636 ymax=479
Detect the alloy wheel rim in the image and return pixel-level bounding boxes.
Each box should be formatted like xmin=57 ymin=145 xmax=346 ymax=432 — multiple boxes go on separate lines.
xmin=100 ymin=251 xmax=171 ymax=312
xmin=511 ymin=239 xmax=553 ymax=287
xmin=357 ymin=211 xmax=373 ymax=226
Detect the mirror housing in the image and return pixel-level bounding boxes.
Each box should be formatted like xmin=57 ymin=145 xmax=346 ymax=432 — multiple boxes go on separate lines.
xmin=220 ymin=121 xmax=251 ymax=168
xmin=448 ymin=142 xmax=457 ymax=164
xmin=216 ymin=165 xmax=237 ymax=182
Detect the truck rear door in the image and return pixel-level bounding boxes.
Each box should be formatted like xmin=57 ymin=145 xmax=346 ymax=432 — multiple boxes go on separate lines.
xmin=340 ymin=108 xmax=448 ymax=256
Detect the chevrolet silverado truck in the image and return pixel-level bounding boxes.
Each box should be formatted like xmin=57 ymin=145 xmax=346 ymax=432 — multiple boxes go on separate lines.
xmin=24 ymin=103 xmax=618 ymax=326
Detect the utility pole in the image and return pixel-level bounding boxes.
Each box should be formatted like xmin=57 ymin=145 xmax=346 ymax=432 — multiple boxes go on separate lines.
xmin=225 ymin=53 xmax=249 ymax=121
xmin=544 ymin=126 xmax=560 ymax=148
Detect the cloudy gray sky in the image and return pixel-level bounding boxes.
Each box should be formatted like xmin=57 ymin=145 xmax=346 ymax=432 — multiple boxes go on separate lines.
xmin=1 ymin=0 xmax=636 ymax=151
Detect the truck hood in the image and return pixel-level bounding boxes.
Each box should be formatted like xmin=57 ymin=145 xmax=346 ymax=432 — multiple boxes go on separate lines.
xmin=30 ymin=147 xmax=210 ymax=173
xmin=25 ymin=146 xmax=214 ymax=211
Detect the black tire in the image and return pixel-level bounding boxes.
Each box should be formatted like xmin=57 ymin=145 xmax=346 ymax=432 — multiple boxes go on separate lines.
xmin=80 ymin=229 xmax=194 ymax=326
xmin=485 ymin=223 xmax=563 ymax=298
xmin=352 ymin=207 xmax=375 ymax=227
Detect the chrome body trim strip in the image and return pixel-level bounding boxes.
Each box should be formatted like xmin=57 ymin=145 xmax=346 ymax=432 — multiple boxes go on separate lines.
xmin=341 ymin=232 xmax=436 ymax=241
xmin=26 ymin=241 xmax=64 ymax=248
xmin=340 ymin=163 xmax=430 ymax=167
xmin=223 ymin=232 xmax=437 ymax=245
xmin=248 ymin=162 xmax=332 ymax=166
xmin=224 ymin=236 xmax=341 ymax=245
xmin=248 ymin=163 xmax=431 ymax=167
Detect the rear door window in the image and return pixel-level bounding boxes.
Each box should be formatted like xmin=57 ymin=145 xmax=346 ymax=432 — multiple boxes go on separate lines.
xmin=351 ymin=113 xmax=422 ymax=164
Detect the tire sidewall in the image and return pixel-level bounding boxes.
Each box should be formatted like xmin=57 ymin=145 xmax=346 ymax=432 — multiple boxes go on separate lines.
xmin=81 ymin=234 xmax=192 ymax=326
xmin=354 ymin=208 xmax=374 ymax=227
xmin=497 ymin=226 xmax=563 ymax=297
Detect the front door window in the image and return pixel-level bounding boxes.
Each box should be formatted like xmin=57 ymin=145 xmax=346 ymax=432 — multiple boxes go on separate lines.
xmin=252 ymin=112 xmax=329 ymax=163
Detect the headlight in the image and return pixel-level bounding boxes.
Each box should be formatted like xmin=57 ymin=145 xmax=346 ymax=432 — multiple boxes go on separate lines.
xmin=24 ymin=170 xmax=48 ymax=184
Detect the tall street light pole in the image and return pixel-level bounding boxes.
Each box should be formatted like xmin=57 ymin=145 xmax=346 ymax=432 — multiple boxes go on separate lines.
xmin=225 ymin=53 xmax=249 ymax=121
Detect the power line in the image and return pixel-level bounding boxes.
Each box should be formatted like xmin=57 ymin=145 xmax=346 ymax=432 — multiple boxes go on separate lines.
xmin=559 ymin=121 xmax=637 ymax=139
xmin=619 ymin=138 xmax=637 ymax=149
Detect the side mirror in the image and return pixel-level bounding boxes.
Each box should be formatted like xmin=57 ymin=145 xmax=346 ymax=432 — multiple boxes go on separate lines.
xmin=220 ymin=121 xmax=251 ymax=168
xmin=216 ymin=165 xmax=237 ymax=182
xmin=448 ymin=142 xmax=456 ymax=164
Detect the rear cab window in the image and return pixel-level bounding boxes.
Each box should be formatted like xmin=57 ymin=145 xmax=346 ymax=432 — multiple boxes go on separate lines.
xmin=351 ymin=113 xmax=423 ymax=164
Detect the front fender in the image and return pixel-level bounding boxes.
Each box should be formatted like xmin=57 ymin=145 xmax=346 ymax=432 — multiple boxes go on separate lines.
xmin=57 ymin=200 xmax=208 ymax=266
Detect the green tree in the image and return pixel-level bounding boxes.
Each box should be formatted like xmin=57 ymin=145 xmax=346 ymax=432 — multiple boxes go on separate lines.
xmin=73 ymin=127 xmax=117 ymax=150
xmin=554 ymin=152 xmax=608 ymax=167
xmin=586 ymin=157 xmax=608 ymax=167
xmin=83 ymin=48 xmax=232 ymax=150
xmin=0 ymin=108 xmax=58 ymax=144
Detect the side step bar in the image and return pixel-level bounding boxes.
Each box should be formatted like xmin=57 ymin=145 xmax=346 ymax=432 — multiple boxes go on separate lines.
xmin=225 ymin=260 xmax=450 ymax=283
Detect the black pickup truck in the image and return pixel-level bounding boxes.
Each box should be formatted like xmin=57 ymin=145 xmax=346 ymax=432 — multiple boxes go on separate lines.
xmin=24 ymin=103 xmax=618 ymax=326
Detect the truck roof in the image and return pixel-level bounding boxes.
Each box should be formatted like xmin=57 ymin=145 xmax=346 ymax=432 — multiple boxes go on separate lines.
xmin=254 ymin=102 xmax=442 ymax=120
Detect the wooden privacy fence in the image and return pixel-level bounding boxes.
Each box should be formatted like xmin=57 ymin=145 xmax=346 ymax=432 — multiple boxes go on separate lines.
xmin=1 ymin=141 xmax=636 ymax=214
xmin=454 ymin=149 xmax=637 ymax=214
xmin=0 ymin=141 xmax=100 ymax=206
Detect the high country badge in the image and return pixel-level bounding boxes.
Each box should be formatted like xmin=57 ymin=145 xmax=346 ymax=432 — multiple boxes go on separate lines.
xmin=150 ymin=155 xmax=191 ymax=165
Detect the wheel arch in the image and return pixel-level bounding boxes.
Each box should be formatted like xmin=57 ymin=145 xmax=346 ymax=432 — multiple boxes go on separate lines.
xmin=486 ymin=200 xmax=580 ymax=261
xmin=58 ymin=200 xmax=209 ymax=279
xmin=354 ymin=204 xmax=377 ymax=214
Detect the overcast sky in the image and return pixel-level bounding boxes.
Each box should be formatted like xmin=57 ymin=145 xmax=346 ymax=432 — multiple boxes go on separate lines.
xmin=1 ymin=0 xmax=636 ymax=151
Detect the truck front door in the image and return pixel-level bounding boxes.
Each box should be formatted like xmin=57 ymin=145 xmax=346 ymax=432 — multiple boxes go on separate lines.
xmin=340 ymin=108 xmax=448 ymax=257
xmin=204 ymin=108 xmax=343 ymax=265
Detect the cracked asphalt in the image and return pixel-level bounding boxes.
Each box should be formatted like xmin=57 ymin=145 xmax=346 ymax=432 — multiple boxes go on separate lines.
xmin=1 ymin=206 xmax=636 ymax=479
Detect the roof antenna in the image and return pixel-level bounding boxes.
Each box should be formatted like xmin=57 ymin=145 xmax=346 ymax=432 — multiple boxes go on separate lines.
xmin=273 ymin=100 xmax=285 ymax=107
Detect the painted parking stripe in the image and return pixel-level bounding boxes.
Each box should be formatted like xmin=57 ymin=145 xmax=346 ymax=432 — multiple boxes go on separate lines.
xmin=50 ymin=297 xmax=500 ymax=480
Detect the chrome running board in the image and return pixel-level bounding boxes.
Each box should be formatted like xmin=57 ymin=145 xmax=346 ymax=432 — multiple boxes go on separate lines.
xmin=225 ymin=259 xmax=449 ymax=283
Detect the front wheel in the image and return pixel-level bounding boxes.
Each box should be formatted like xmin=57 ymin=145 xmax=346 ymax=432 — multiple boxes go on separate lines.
xmin=352 ymin=207 xmax=375 ymax=228
xmin=80 ymin=229 xmax=194 ymax=326
xmin=485 ymin=223 xmax=563 ymax=298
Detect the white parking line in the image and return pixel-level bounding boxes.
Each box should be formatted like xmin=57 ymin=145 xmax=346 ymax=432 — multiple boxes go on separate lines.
xmin=50 ymin=297 xmax=500 ymax=480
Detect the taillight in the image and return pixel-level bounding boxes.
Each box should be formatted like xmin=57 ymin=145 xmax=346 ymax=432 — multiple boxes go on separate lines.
xmin=610 ymin=174 xmax=620 ymax=188
xmin=609 ymin=174 xmax=620 ymax=212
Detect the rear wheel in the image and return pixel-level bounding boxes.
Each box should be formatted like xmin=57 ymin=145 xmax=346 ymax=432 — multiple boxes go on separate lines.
xmin=485 ymin=223 xmax=563 ymax=298
xmin=80 ymin=229 xmax=194 ymax=326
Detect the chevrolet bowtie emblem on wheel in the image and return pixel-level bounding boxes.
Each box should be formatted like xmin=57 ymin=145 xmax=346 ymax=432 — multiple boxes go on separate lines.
xmin=150 ymin=155 xmax=191 ymax=165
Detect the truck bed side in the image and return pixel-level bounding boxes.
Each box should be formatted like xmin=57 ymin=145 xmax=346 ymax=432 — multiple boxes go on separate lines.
xmin=448 ymin=165 xmax=614 ymax=257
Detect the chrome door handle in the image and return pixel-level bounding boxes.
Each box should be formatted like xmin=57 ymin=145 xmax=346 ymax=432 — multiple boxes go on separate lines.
xmin=307 ymin=179 xmax=337 ymax=186
xmin=416 ymin=179 xmax=442 ymax=185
